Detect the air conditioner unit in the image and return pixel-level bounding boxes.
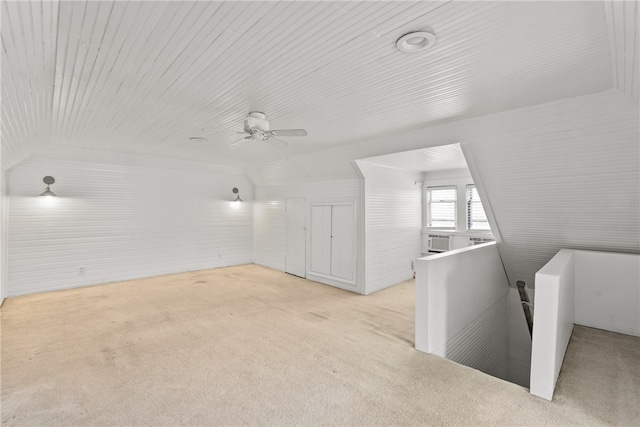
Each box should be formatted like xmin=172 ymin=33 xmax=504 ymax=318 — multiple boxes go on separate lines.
xmin=428 ymin=235 xmax=450 ymax=252
xmin=469 ymin=237 xmax=495 ymax=246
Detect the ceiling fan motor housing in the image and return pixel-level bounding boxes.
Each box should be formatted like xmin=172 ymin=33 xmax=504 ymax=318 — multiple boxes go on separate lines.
xmin=245 ymin=112 xmax=270 ymax=131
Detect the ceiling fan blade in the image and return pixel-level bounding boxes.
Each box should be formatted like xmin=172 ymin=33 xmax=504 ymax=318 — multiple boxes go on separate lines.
xmin=266 ymin=137 xmax=288 ymax=148
xmin=229 ymin=137 xmax=252 ymax=148
xmin=271 ymin=129 xmax=307 ymax=137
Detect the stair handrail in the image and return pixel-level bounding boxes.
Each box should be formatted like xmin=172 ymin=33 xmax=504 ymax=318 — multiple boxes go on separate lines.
xmin=517 ymin=280 xmax=533 ymax=338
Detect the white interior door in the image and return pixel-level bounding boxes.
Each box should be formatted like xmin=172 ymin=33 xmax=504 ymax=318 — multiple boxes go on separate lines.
xmin=330 ymin=204 xmax=355 ymax=281
xmin=285 ymin=197 xmax=306 ymax=278
xmin=310 ymin=205 xmax=332 ymax=275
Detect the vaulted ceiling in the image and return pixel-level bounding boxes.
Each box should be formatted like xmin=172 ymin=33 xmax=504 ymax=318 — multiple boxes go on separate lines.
xmin=2 ymin=0 xmax=629 ymax=170
xmin=360 ymin=144 xmax=467 ymax=172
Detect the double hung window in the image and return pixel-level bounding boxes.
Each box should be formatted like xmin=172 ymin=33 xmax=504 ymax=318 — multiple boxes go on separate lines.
xmin=426 ymin=186 xmax=456 ymax=229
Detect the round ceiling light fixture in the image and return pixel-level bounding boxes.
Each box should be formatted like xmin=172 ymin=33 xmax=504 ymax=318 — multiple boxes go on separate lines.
xmin=396 ymin=31 xmax=436 ymax=53
xmin=188 ymin=136 xmax=208 ymax=142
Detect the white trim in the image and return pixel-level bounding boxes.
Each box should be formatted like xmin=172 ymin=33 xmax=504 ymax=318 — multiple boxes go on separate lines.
xmin=307 ymin=272 xmax=357 ymax=288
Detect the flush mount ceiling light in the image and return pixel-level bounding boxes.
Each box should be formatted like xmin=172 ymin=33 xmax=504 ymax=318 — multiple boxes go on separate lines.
xmin=188 ymin=136 xmax=208 ymax=142
xmin=396 ymin=31 xmax=436 ymax=53
xmin=232 ymin=187 xmax=243 ymax=202
xmin=39 ymin=176 xmax=58 ymax=198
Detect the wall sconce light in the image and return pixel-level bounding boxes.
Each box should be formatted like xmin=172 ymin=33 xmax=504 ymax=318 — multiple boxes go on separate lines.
xmin=232 ymin=187 xmax=243 ymax=202
xmin=39 ymin=176 xmax=58 ymax=198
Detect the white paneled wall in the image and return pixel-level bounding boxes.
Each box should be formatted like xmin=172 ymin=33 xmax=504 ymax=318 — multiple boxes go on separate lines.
xmin=464 ymin=95 xmax=640 ymax=291
xmin=530 ymin=249 xmax=575 ymax=400
xmin=573 ymin=250 xmax=640 ymax=336
xmin=7 ymin=158 xmax=253 ymax=296
xmin=254 ymin=179 xmax=362 ymax=292
xmin=416 ymin=243 xmax=510 ymax=381
xmin=358 ymin=162 xmax=422 ymax=294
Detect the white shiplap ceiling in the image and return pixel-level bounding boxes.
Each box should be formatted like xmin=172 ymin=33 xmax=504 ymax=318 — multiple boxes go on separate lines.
xmin=360 ymin=143 xmax=467 ymax=172
xmin=1 ymin=1 xmax=617 ymax=169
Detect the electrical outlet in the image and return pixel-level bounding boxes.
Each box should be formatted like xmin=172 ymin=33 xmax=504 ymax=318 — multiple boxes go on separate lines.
xmin=217 ymin=253 xmax=222 ymax=259
xmin=79 ymin=266 xmax=85 ymax=274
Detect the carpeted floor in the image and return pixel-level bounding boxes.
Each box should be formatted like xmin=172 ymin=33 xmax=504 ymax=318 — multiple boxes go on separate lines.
xmin=1 ymin=264 xmax=638 ymax=426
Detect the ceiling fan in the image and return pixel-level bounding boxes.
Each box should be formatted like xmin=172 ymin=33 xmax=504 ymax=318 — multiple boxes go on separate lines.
xmin=230 ymin=112 xmax=307 ymax=148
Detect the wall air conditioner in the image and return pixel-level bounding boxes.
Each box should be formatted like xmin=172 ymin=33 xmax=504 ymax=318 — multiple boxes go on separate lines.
xmin=469 ymin=237 xmax=495 ymax=246
xmin=428 ymin=235 xmax=450 ymax=252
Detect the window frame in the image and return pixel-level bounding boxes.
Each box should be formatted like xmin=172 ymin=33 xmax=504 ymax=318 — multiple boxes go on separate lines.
xmin=466 ymin=184 xmax=491 ymax=232
xmin=426 ymin=185 xmax=457 ymax=230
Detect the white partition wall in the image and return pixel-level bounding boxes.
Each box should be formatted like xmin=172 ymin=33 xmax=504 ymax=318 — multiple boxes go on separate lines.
xmin=357 ymin=161 xmax=422 ymax=294
xmin=530 ymin=249 xmax=575 ymax=401
xmin=531 ymin=249 xmax=640 ymax=401
xmin=415 ymin=242 xmax=510 ymax=380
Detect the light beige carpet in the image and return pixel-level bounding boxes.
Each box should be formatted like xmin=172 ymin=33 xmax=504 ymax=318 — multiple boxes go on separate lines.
xmin=1 ymin=264 xmax=638 ymax=426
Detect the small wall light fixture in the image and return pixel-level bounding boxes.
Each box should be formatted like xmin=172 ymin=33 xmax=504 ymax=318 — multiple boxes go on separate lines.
xmin=232 ymin=187 xmax=243 ymax=202
xmin=39 ymin=176 xmax=58 ymax=198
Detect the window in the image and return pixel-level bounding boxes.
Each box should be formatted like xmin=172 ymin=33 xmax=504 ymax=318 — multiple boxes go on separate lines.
xmin=467 ymin=185 xmax=490 ymax=231
xmin=426 ymin=186 xmax=456 ymax=229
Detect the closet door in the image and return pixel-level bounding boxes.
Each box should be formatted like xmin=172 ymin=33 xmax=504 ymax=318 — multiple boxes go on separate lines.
xmin=310 ymin=205 xmax=332 ymax=275
xmin=285 ymin=198 xmax=306 ymax=278
xmin=330 ymin=204 xmax=355 ymax=281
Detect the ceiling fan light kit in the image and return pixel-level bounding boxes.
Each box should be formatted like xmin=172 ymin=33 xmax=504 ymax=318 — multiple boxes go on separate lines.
xmin=230 ymin=111 xmax=308 ymax=149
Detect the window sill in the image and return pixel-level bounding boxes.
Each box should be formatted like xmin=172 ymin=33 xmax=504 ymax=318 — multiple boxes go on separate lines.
xmin=422 ymin=229 xmax=494 ymax=238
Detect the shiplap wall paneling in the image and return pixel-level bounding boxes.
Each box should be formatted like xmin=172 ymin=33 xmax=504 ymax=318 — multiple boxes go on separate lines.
xmin=8 ymin=158 xmax=253 ymax=296
xmin=359 ymin=162 xmax=422 ymax=294
xmin=285 ymin=197 xmax=306 ymax=278
xmin=464 ymin=96 xmax=640 ymax=291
